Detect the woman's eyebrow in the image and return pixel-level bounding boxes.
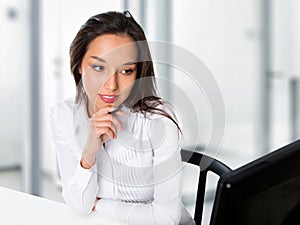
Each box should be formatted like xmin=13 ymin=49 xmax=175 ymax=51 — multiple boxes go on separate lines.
xmin=90 ymin=56 xmax=106 ymax=62
xmin=91 ymin=56 xmax=136 ymax=66
xmin=122 ymin=61 xmax=137 ymax=66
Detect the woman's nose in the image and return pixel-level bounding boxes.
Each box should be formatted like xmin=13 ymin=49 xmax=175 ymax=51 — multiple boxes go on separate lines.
xmin=104 ymin=72 xmax=119 ymax=91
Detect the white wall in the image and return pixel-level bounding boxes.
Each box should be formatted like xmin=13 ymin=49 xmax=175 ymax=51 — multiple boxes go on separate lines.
xmin=269 ymin=0 xmax=299 ymax=149
xmin=272 ymin=0 xmax=300 ymax=78
xmin=171 ymin=0 xmax=262 ymax=167
xmin=0 ymin=0 xmax=30 ymax=169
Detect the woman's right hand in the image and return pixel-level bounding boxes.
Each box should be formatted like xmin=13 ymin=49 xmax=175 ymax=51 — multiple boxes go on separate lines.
xmin=81 ymin=106 xmax=124 ymax=169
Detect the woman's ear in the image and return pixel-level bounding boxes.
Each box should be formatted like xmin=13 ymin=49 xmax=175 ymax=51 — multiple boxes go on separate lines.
xmin=78 ymin=67 xmax=82 ymax=74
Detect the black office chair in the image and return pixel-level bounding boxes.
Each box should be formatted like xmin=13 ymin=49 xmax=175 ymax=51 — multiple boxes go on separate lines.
xmin=181 ymin=149 xmax=232 ymax=225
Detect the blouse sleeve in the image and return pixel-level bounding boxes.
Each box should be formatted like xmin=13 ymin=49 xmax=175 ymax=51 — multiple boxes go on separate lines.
xmin=95 ymin=114 xmax=183 ymax=225
xmin=49 ymin=104 xmax=99 ymax=216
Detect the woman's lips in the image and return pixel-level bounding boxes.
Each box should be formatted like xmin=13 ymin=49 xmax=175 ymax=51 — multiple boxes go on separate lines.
xmin=98 ymin=94 xmax=119 ymax=103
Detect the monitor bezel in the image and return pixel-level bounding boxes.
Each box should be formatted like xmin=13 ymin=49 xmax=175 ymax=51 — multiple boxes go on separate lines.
xmin=210 ymin=139 xmax=300 ymax=225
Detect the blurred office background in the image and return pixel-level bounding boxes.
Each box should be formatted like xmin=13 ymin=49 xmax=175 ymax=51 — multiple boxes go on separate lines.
xmin=0 ymin=0 xmax=300 ymax=224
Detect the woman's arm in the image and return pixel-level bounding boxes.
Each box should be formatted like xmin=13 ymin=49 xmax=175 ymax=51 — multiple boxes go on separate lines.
xmin=49 ymin=104 xmax=98 ymax=216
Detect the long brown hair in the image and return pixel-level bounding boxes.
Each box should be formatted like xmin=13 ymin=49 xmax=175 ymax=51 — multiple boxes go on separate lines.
xmin=69 ymin=11 xmax=181 ymax=132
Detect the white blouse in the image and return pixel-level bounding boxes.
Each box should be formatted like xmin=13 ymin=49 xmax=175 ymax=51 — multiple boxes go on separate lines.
xmin=49 ymin=98 xmax=195 ymax=225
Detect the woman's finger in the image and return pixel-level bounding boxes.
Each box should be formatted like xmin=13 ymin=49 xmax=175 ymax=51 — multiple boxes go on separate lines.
xmin=91 ymin=106 xmax=121 ymax=117
xmin=101 ymin=134 xmax=109 ymax=143
xmin=115 ymin=109 xmax=125 ymax=117
xmin=91 ymin=114 xmax=123 ymax=131
xmin=95 ymin=126 xmax=115 ymax=140
xmin=94 ymin=121 xmax=117 ymax=136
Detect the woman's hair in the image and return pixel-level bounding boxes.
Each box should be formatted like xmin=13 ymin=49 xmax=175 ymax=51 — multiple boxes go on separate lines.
xmin=69 ymin=11 xmax=181 ymax=132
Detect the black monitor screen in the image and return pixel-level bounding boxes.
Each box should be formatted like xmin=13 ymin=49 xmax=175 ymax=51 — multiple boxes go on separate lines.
xmin=210 ymin=140 xmax=300 ymax=225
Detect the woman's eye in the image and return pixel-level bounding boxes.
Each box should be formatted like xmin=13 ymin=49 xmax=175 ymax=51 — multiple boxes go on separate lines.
xmin=120 ymin=69 xmax=133 ymax=75
xmin=92 ymin=65 xmax=105 ymax=71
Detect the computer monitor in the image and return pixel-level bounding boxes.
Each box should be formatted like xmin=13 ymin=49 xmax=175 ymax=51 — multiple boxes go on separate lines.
xmin=210 ymin=139 xmax=300 ymax=225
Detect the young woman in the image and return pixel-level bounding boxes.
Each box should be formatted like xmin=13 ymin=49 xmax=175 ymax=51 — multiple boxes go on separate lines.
xmin=50 ymin=11 xmax=195 ymax=225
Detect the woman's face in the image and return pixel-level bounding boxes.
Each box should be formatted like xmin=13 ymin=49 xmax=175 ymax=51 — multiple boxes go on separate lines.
xmin=79 ymin=34 xmax=137 ymax=116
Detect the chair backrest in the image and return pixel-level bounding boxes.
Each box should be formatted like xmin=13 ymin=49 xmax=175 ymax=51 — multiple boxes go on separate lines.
xmin=181 ymin=149 xmax=232 ymax=225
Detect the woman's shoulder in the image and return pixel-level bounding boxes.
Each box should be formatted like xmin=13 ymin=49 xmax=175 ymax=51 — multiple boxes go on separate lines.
xmin=131 ymin=100 xmax=181 ymax=130
xmin=49 ymin=97 xmax=76 ymax=123
xmin=145 ymin=101 xmax=180 ymax=121
xmin=50 ymin=97 xmax=75 ymax=113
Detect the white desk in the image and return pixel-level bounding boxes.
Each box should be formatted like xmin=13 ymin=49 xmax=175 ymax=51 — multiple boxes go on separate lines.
xmin=0 ymin=186 xmax=124 ymax=225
